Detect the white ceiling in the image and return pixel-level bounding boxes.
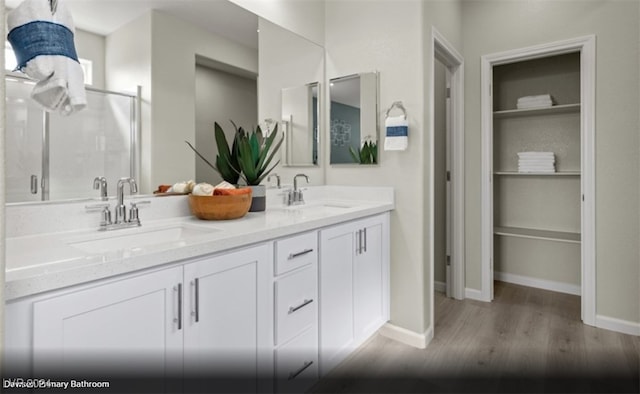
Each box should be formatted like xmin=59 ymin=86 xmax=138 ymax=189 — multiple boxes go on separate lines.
xmin=5 ymin=0 xmax=259 ymax=49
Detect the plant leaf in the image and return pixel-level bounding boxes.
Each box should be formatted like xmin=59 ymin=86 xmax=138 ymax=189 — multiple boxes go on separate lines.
xmin=258 ymin=132 xmax=284 ymax=180
xmin=185 ymin=139 xmax=220 ymax=172
xmin=238 ymin=136 xmax=258 ymax=184
xmin=349 ymin=146 xmax=360 ymax=163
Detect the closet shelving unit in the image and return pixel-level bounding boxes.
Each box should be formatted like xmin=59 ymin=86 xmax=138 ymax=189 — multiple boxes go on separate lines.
xmin=492 ymin=52 xmax=582 ymax=283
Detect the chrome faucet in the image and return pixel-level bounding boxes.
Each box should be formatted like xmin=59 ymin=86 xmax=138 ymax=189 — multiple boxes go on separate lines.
xmin=93 ymin=176 xmax=108 ymax=201
xmin=267 ymin=173 xmax=281 ymax=189
xmin=115 ymin=177 xmax=138 ymax=224
xmin=86 ymin=177 xmax=149 ymax=231
xmin=286 ymin=173 xmax=309 ymax=205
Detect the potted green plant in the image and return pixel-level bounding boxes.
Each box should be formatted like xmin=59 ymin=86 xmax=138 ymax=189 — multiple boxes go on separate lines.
xmin=349 ymin=140 xmax=378 ymax=164
xmin=234 ymin=122 xmax=284 ymax=211
xmin=185 ymin=122 xmax=241 ymax=185
xmin=185 ymin=121 xmax=283 ymax=212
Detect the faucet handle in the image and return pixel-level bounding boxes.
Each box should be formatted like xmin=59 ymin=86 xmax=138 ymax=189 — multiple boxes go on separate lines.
xmin=86 ymin=203 xmax=112 ymax=228
xmin=92 ymin=177 xmax=108 ymax=201
xmin=129 ymin=200 xmax=150 ymax=225
xmin=85 ymin=203 xmax=110 ymax=211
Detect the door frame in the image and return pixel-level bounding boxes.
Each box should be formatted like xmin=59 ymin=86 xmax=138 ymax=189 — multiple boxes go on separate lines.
xmin=480 ymin=35 xmax=596 ymax=326
xmin=430 ymin=28 xmax=465 ymax=302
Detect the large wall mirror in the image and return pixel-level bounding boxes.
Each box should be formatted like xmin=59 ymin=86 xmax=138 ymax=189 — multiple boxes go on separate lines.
xmin=329 ymin=72 xmax=378 ymax=165
xmin=4 ymin=0 xmax=325 ymax=204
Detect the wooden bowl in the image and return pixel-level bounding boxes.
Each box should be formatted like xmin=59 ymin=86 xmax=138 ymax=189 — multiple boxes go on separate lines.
xmin=188 ymin=190 xmax=252 ymax=220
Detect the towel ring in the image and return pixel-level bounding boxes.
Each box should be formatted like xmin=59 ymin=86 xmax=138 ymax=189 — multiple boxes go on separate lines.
xmin=385 ymin=101 xmax=407 ymax=120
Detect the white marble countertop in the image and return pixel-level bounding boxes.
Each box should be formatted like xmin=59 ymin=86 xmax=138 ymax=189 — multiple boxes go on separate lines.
xmin=5 ymin=186 xmax=394 ymax=301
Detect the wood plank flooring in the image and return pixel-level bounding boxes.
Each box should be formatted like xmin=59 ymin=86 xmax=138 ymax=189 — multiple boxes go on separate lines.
xmin=311 ymin=281 xmax=639 ymax=393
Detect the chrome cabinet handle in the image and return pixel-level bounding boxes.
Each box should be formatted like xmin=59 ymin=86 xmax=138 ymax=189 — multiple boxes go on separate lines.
xmin=288 ymin=299 xmax=313 ymax=314
xmin=194 ymin=278 xmax=200 ymax=323
xmin=174 ymin=283 xmax=182 ymax=330
xmin=355 ymin=230 xmax=360 ymax=254
xmin=288 ymin=360 xmax=313 ymax=380
xmin=363 ymin=228 xmax=367 ymax=253
xmin=30 ymin=175 xmax=38 ymax=194
xmin=288 ymin=248 xmax=314 ymax=260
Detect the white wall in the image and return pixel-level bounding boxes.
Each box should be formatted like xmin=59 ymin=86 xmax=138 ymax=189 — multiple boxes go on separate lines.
xmin=325 ymin=0 xmax=427 ymax=335
xmin=75 ymin=29 xmax=105 ymax=89
xmin=462 ymin=0 xmax=640 ymax=324
xmin=230 ymin=0 xmax=325 ymax=46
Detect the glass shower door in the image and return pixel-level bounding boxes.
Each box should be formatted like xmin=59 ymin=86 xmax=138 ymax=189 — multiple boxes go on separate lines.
xmin=48 ymin=90 xmax=133 ymax=200
xmin=5 ymin=78 xmax=45 ymax=203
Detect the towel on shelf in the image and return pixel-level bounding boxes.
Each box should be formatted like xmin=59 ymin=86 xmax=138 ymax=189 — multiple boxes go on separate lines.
xmin=517 ymin=94 xmax=554 ymax=109
xmin=7 ymin=0 xmax=86 ymax=115
xmin=517 ymin=151 xmax=555 ymax=173
xmin=384 ymin=115 xmax=408 ymax=151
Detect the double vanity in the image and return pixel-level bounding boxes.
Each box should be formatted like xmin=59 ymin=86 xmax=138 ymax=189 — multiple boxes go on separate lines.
xmin=4 ymin=185 xmax=393 ymax=392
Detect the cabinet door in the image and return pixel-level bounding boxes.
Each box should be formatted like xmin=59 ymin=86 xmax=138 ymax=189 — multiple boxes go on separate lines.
xmin=354 ymin=218 xmax=385 ymax=340
xmin=33 ymin=266 xmax=184 ymax=380
xmin=183 ymin=244 xmax=272 ymax=391
xmin=318 ymin=222 xmax=356 ymax=375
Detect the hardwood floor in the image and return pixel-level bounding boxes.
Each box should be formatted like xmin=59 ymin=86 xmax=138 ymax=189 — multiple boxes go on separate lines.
xmin=312 ymin=281 xmax=639 ymax=393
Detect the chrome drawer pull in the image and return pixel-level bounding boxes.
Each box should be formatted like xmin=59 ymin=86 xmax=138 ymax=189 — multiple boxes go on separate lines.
xmin=194 ymin=278 xmax=200 ymax=323
xmin=288 ymin=298 xmax=313 ymax=314
xmin=174 ymin=283 xmax=182 ymax=330
xmin=288 ymin=248 xmax=314 ymax=260
xmin=288 ymin=360 xmax=313 ymax=381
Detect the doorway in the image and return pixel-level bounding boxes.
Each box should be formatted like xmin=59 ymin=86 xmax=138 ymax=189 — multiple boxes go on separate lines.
xmin=434 ymin=57 xmax=451 ymax=297
xmin=431 ymin=28 xmax=465 ymax=307
xmin=194 ymin=60 xmax=257 ymax=185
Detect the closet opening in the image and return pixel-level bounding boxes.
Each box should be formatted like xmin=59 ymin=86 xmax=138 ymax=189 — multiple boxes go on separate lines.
xmin=480 ymin=36 xmax=596 ymax=325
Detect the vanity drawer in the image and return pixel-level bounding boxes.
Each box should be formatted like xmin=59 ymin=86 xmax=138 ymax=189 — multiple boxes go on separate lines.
xmin=275 ymin=231 xmax=317 ymax=275
xmin=275 ymin=266 xmax=316 ymax=345
xmin=275 ymin=328 xmax=318 ymax=393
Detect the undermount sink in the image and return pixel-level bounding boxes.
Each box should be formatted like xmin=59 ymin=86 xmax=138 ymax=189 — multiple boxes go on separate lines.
xmin=67 ymin=224 xmax=217 ymax=254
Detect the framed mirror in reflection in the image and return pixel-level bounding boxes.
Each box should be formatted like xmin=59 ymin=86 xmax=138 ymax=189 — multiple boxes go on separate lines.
xmin=329 ymin=72 xmax=379 ymax=165
xmin=281 ymin=82 xmax=319 ymax=167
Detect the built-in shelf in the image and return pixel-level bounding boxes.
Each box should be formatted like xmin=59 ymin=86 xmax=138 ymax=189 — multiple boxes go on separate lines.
xmin=494 ymin=226 xmax=581 ymax=244
xmin=493 ymin=103 xmax=581 ymax=118
xmin=494 ymin=171 xmax=581 ymax=176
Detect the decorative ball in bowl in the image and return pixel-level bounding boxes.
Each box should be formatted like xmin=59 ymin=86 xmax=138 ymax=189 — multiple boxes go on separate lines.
xmin=188 ymin=188 xmax=252 ymax=220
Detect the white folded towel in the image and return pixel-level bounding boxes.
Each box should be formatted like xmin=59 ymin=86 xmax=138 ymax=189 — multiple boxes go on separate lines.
xmin=517 ymin=94 xmax=554 ymax=109
xmin=384 ymin=115 xmax=408 ymax=151
xmin=518 ymin=158 xmax=555 ymax=164
xmin=7 ymin=0 xmax=86 ymax=115
xmin=517 ymin=152 xmax=555 ymax=158
xmin=518 ymin=168 xmax=555 ymax=173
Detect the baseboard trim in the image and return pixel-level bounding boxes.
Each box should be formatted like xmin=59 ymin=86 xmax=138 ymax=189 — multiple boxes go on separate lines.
xmin=494 ymin=271 xmax=581 ymax=296
xmin=434 ymin=281 xmax=446 ymax=293
xmin=596 ymin=315 xmax=640 ymax=336
xmin=379 ymin=323 xmax=433 ymax=349
xmin=465 ymin=287 xmax=485 ymax=301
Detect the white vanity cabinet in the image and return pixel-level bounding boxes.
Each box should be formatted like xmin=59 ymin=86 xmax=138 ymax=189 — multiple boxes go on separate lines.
xmin=5 ymin=243 xmax=272 ymax=390
xmin=272 ymin=231 xmax=319 ymax=393
xmin=318 ymin=213 xmax=390 ymax=375
xmin=183 ymin=244 xmax=272 ymax=391
xmin=31 ymin=266 xmax=185 ymax=378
